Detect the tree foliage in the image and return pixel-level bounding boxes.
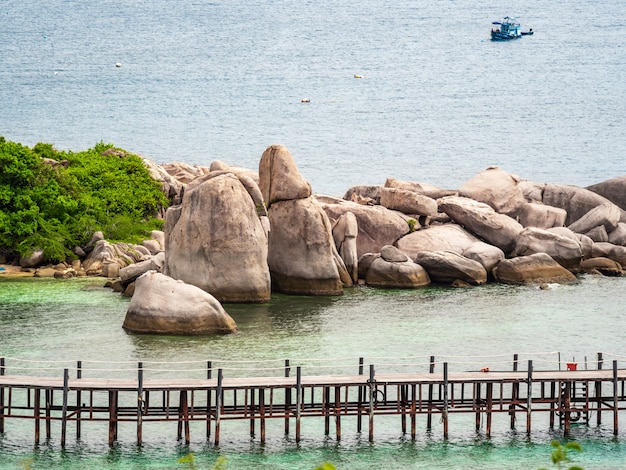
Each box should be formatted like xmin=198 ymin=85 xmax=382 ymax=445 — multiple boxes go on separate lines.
xmin=0 ymin=137 xmax=168 ymax=262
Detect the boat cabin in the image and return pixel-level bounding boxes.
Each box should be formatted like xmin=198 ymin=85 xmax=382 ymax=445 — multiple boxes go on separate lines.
xmin=491 ymin=17 xmax=522 ymax=40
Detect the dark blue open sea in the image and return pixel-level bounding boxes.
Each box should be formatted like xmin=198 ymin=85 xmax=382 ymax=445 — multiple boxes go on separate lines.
xmin=2 ymin=0 xmax=626 ymax=468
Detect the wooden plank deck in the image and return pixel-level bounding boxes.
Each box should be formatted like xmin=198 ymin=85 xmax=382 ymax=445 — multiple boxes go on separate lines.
xmin=1 ymin=359 xmax=625 ymax=446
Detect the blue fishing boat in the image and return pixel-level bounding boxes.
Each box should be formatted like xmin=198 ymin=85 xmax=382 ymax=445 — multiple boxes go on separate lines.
xmin=491 ymin=17 xmax=521 ymax=41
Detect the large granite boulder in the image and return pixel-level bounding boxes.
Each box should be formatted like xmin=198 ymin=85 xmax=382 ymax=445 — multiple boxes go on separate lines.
xmin=122 ymin=271 xmax=237 ymax=335
xmin=493 ymin=253 xmax=577 ymax=284
xmin=567 ymin=202 xmax=622 ymax=235
xmin=364 ymin=246 xmax=430 ymax=288
xmin=580 ymin=257 xmax=623 ymax=276
xmin=19 ymin=248 xmax=45 ymax=268
xmin=396 ymin=223 xmax=480 ymax=259
xmin=548 ymin=227 xmax=593 ymax=259
xmin=164 ymin=173 xmax=271 ymax=303
xmin=542 ymin=183 xmax=626 ymax=226
xmin=342 ymin=185 xmax=382 ymax=205
xmin=268 ymin=197 xmax=344 ymax=295
xmin=517 ymin=203 xmax=567 ymax=229
xmin=437 ymin=196 xmax=524 ymax=254
xmin=462 ymin=242 xmax=506 ymax=273
xmin=587 ymin=176 xmax=626 ymax=212
xmin=119 ymin=252 xmax=166 ymax=284
xmin=511 ymin=227 xmax=583 ymax=271
xmin=379 ymin=187 xmax=438 ymax=217
xmin=458 ymin=167 xmax=526 ymax=217
xmin=259 ymin=144 xmax=311 ymax=204
xmin=384 ymin=178 xmax=456 ymax=199
xmin=82 ymin=240 xmax=151 ymax=276
xmin=160 ymin=161 xmax=208 ymax=184
xmin=332 ymin=212 xmax=359 ymax=284
xmin=415 ymin=250 xmax=487 ymax=285
xmin=142 ymin=158 xmax=184 ymax=211
xmin=318 ymin=196 xmax=409 ymax=258
xmin=608 ymin=223 xmax=626 ymax=246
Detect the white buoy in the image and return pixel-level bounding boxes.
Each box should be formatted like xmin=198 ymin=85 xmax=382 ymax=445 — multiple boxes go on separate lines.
xmin=115 ymin=62 xmax=122 ymax=68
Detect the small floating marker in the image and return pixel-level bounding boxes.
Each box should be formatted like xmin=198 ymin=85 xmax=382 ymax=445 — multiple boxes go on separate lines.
xmin=301 ymin=98 xmax=310 ymax=103
xmin=115 ymin=62 xmax=122 ymax=68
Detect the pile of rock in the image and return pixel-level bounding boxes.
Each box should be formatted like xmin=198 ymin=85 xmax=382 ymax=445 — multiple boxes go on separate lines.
xmin=9 ymin=146 xmax=626 ymax=336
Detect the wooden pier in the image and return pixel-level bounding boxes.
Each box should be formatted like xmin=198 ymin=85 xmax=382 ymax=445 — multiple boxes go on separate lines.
xmin=1 ymin=354 xmax=625 ymax=446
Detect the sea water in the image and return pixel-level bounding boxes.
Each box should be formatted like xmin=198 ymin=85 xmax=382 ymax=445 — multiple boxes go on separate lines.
xmin=1 ymin=0 xmax=625 ymax=196
xmin=2 ymin=276 xmax=626 ymax=468
xmin=2 ymin=0 xmax=626 ymax=467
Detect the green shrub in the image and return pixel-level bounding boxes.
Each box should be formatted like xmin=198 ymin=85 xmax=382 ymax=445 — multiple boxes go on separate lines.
xmin=0 ymin=138 xmax=168 ymax=262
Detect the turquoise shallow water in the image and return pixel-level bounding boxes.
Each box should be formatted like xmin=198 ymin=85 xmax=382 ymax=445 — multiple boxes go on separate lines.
xmin=1 ymin=275 xmax=626 ymax=468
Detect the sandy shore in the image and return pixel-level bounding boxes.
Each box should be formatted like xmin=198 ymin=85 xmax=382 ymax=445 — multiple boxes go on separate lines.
xmin=0 ymin=264 xmax=33 ymax=276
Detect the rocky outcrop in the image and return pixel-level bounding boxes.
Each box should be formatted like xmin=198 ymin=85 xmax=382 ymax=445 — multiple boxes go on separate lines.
xmin=511 ymin=227 xmax=583 ymax=271
xmin=587 ymin=176 xmax=626 ymax=212
xmin=122 ymin=271 xmax=237 ymax=335
xmin=517 ymin=203 xmax=567 ymax=229
xmin=259 ymin=144 xmax=312 ymax=204
xmin=332 ymin=212 xmax=359 ymax=284
xmin=343 ymin=185 xmax=382 ymax=205
xmin=379 ymin=187 xmax=438 ymax=217
xmin=396 ymin=224 xmax=479 ymax=259
xmin=82 ymin=240 xmax=151 ymax=276
xmin=318 ymin=197 xmax=409 ymax=258
xmin=267 ymin=197 xmax=344 ymax=295
xmin=363 ymin=246 xmax=430 ymax=288
xmin=437 ymin=196 xmax=524 ymax=253
xmin=462 ymin=242 xmax=505 ymax=274
xmin=164 ymin=172 xmax=271 ymax=303
xmin=458 ymin=167 xmax=526 ymax=217
xmin=119 ymin=252 xmax=165 ymax=284
xmin=568 ymin=203 xmax=622 ymax=236
xmin=260 ymin=145 xmax=345 ymax=295
xmin=493 ymin=253 xmax=577 ymax=284
xmin=19 ymin=249 xmax=45 ymax=268
xmin=580 ymin=257 xmax=623 ymax=276
xmin=142 ymin=158 xmax=184 ymax=211
xmin=384 ymin=178 xmax=456 ymax=199
xmin=415 ymin=250 xmax=487 ymax=285
xmin=542 ymin=184 xmax=626 ymax=226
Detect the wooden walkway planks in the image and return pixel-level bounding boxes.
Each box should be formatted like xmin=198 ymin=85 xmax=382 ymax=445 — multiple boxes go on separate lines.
xmin=1 ymin=358 xmax=625 ymax=446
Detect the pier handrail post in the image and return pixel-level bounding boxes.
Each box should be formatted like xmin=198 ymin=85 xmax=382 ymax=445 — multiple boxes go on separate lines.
xmin=613 ymin=360 xmax=618 ymax=435
xmin=596 ymin=352 xmax=603 ymax=426
xmin=206 ymin=361 xmax=213 ymax=439
xmin=526 ymin=360 xmax=533 ymax=434
xmin=1 ymin=357 xmax=5 ymax=434
xmin=214 ymin=368 xmax=223 ymax=446
xmin=510 ymin=354 xmax=519 ymax=429
xmin=137 ymin=361 xmax=144 ymax=445
xmin=357 ymin=357 xmax=364 ymax=433
xmin=443 ymin=362 xmax=449 ymax=439
xmin=368 ymin=364 xmax=375 ymax=442
xmin=284 ymin=359 xmax=291 ymax=435
xmin=76 ymin=361 xmax=82 ymax=439
xmin=295 ymin=366 xmax=302 ymax=442
xmin=61 ymin=368 xmax=69 ymax=447
xmin=427 ymin=356 xmax=435 ymax=431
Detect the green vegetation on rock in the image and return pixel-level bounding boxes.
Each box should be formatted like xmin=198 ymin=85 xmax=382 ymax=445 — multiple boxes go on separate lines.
xmin=0 ymin=137 xmax=168 ymax=262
